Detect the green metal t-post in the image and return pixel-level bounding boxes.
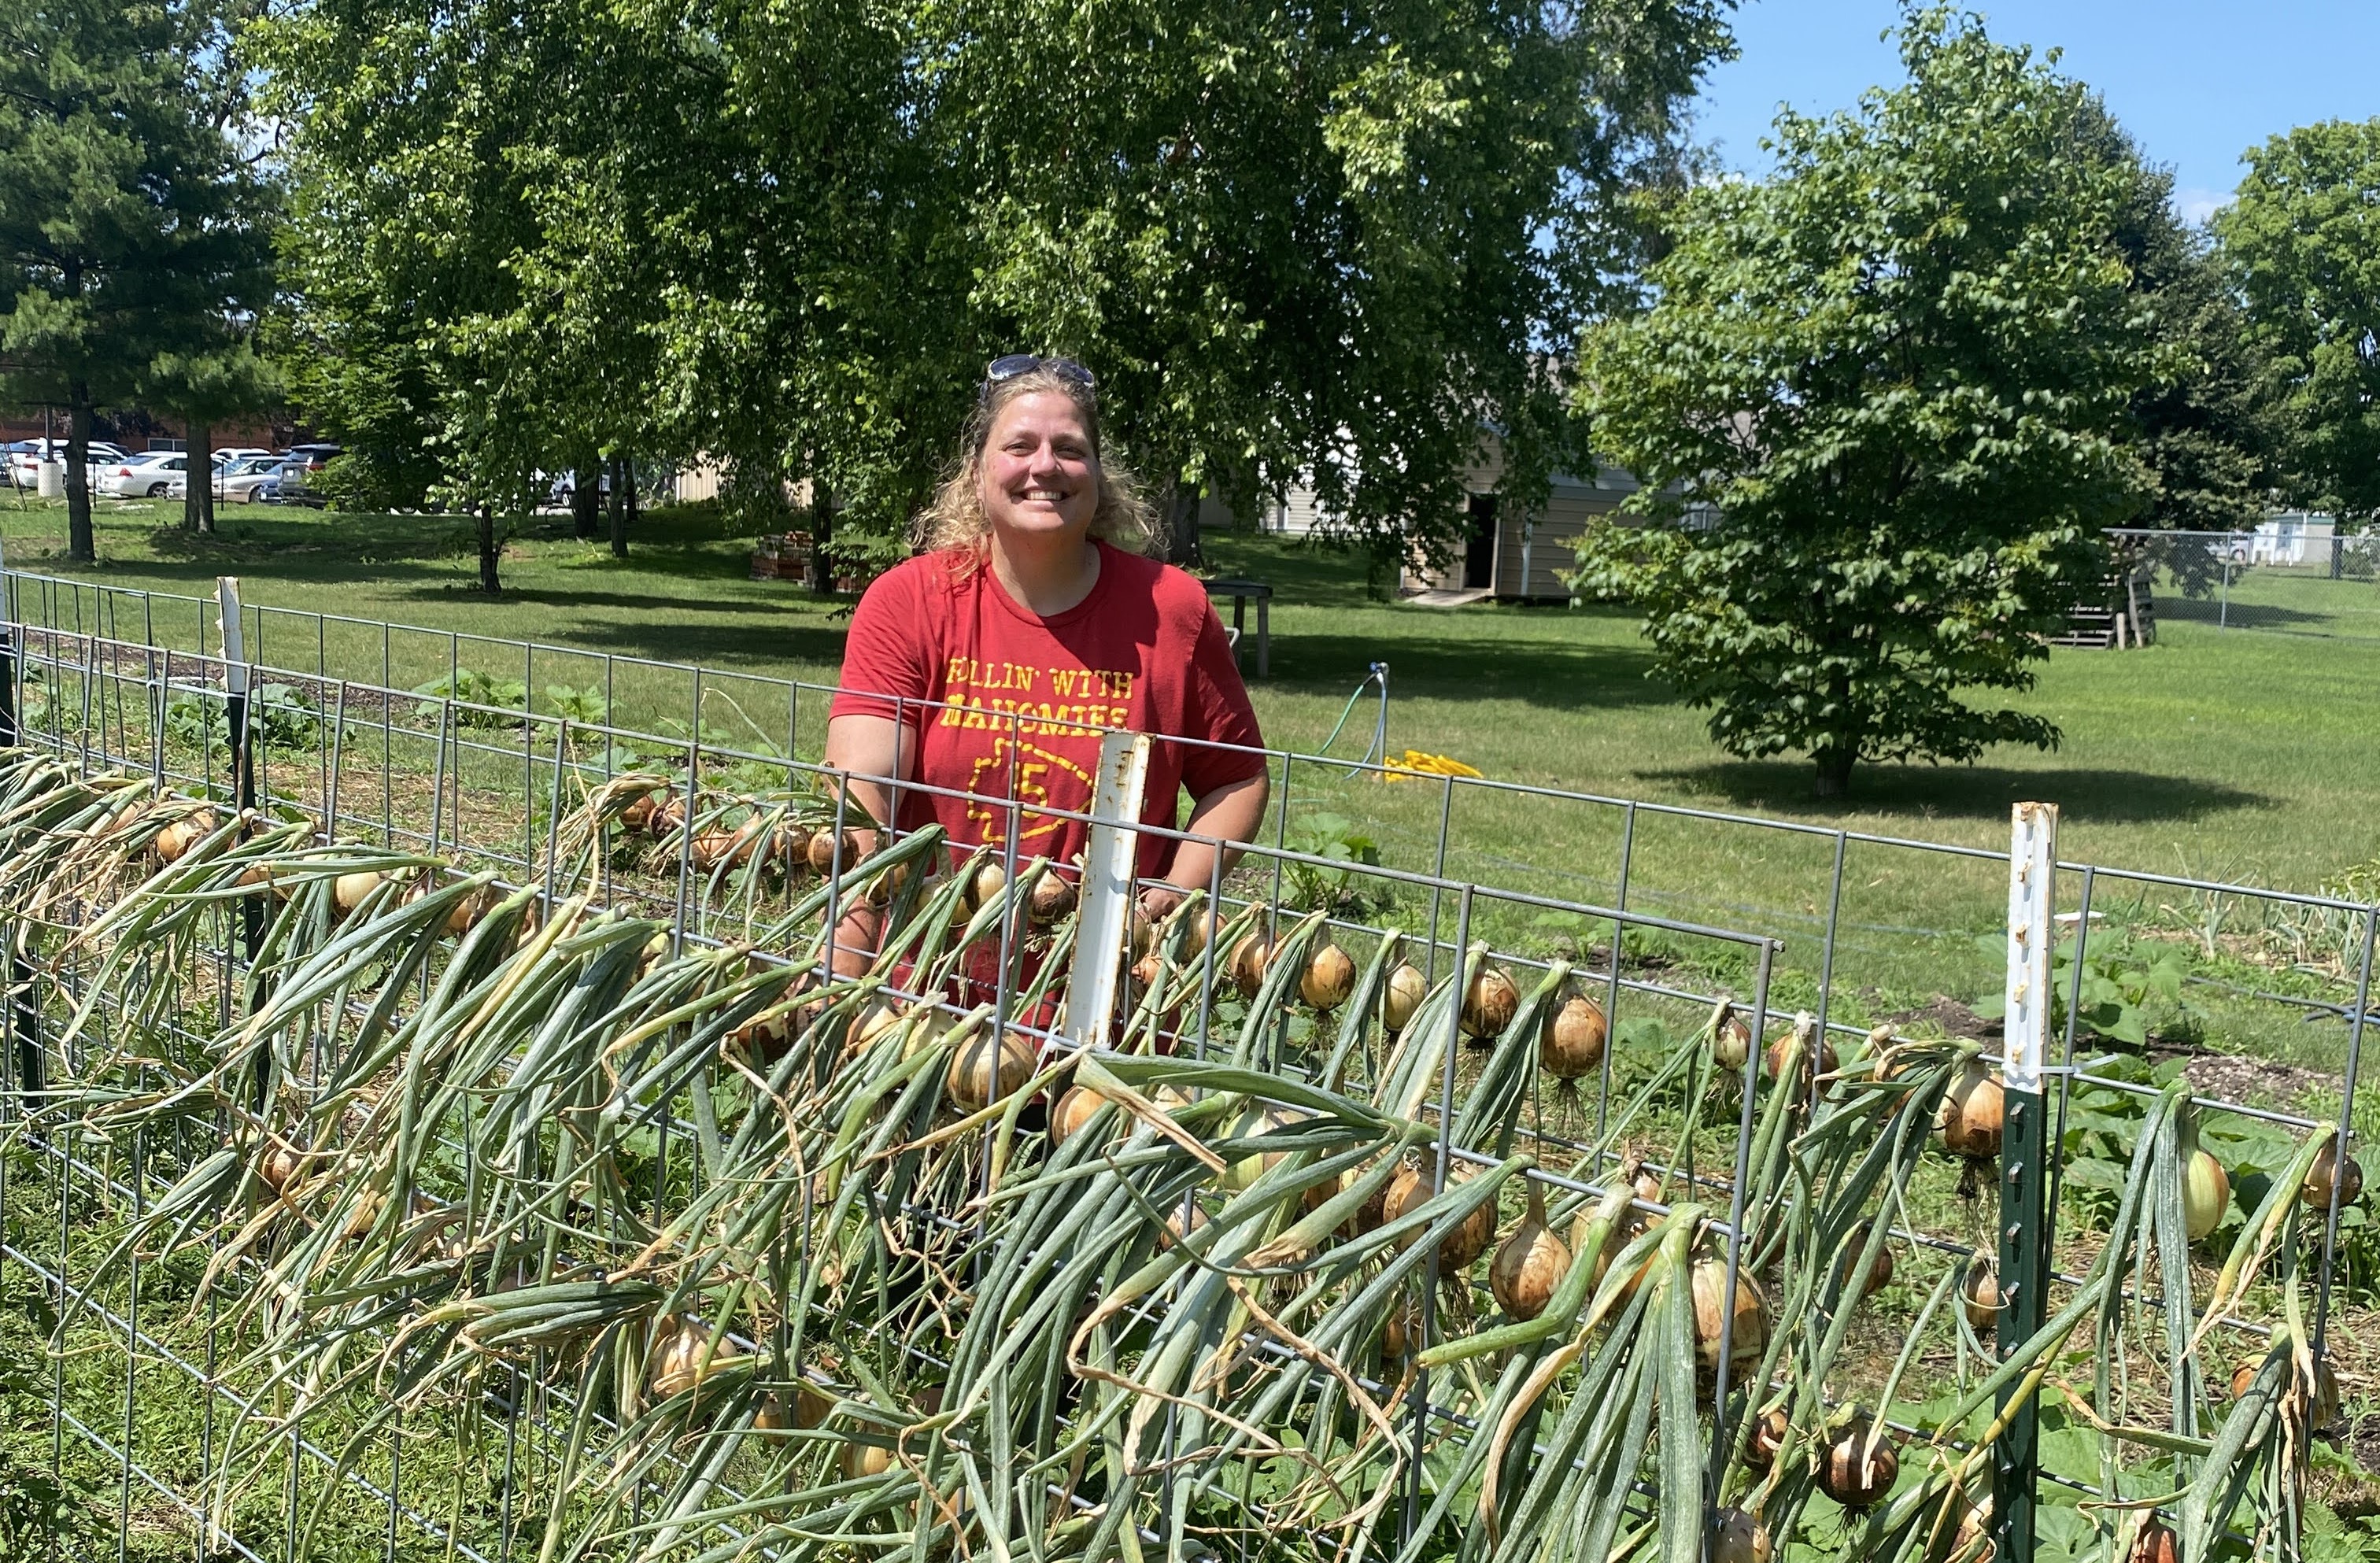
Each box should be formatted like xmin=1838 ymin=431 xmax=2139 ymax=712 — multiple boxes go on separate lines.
xmin=1994 ymin=802 xmax=2058 ymax=1563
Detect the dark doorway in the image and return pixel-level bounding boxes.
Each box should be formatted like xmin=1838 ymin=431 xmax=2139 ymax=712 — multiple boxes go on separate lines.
xmin=1463 ymin=495 xmax=1498 ymax=590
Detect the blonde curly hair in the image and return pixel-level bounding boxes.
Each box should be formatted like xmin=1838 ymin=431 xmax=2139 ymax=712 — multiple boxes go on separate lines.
xmin=914 ymin=364 xmax=1162 ymax=567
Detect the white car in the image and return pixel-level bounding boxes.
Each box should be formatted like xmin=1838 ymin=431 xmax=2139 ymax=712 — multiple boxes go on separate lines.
xmin=7 ymin=440 xmax=128 ymax=486
xmin=211 ymin=446 xmax=277 ymax=464
xmin=98 ymin=453 xmax=190 ymax=497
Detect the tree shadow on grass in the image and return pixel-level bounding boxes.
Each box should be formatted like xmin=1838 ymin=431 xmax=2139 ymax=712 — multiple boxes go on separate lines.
xmin=1263 ymin=631 xmax=1675 ymax=711
xmin=541 ymin=614 xmax=855 ymax=674
xmin=1643 ymin=759 xmax=2270 ymax=826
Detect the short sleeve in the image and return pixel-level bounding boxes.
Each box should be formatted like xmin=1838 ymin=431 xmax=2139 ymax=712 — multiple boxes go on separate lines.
xmin=830 ymin=563 xmax=938 ymax=726
xmin=1179 ymin=597 xmax=1266 ymax=796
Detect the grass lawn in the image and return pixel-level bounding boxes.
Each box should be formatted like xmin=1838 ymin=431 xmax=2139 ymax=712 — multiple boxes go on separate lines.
xmin=2 ymin=493 xmax=2376 ymax=1048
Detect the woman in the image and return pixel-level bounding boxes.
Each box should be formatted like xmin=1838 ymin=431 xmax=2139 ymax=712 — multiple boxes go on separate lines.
xmin=827 ymin=357 xmax=1269 ymax=922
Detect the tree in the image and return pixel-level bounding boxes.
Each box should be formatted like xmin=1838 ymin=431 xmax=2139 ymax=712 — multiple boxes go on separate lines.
xmin=1574 ymin=8 xmax=2154 ymax=797
xmin=2068 ymin=102 xmax=2275 ymax=540
xmin=0 ymin=0 xmax=276 ymax=562
xmin=150 ymin=337 xmax=278 ymax=533
xmin=2216 ymin=119 xmax=2380 ymax=525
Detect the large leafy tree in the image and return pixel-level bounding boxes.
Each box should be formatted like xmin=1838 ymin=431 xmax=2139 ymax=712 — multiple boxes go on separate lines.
xmin=1575 ymin=8 xmax=2154 ymax=797
xmin=0 ymin=0 xmax=275 ymax=562
xmin=917 ymin=0 xmax=1729 ymax=577
xmin=2216 ymin=118 xmax=2380 ymax=525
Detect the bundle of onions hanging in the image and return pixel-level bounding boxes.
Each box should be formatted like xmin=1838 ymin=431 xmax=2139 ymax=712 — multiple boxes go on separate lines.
xmin=1816 ymin=1411 xmax=1899 ymax=1509
xmin=945 ymin=1025 xmax=1038 ymax=1113
xmin=1961 ymin=1256 xmax=2002 ymax=1335
xmin=1488 ymin=1179 xmax=1570 ymax=1322
xmin=2304 ymin=1137 xmax=2364 ymax=1210
xmin=1690 ymin=1254 xmax=1766 ymax=1377
xmin=1299 ymin=942 xmax=1356 ymax=1010
xmin=1938 ymin=1059 xmax=2005 ymax=1160
xmin=1460 ymin=965 xmax=1520 ymax=1040
xmin=1712 ymin=1507 xmax=1772 ymax=1563
xmin=1383 ymin=1158 xmax=1497 ymax=1270
xmin=1381 ymin=963 xmax=1428 ymax=1033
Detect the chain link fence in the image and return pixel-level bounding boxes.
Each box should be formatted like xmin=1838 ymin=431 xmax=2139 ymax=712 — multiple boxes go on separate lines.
xmin=2112 ymin=525 xmax=2380 ymax=642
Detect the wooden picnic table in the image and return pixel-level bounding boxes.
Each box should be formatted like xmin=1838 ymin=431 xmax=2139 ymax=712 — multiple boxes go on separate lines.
xmin=1201 ymin=577 xmax=1271 ymax=677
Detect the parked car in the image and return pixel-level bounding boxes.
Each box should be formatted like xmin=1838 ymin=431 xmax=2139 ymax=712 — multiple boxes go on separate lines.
xmin=274 ymin=443 xmax=342 ymax=507
xmin=210 ymin=446 xmax=277 ymax=464
xmin=98 ymin=453 xmax=189 ymax=498
xmin=8 ymin=439 xmax=128 ymax=486
xmin=166 ymin=454 xmax=286 ymax=504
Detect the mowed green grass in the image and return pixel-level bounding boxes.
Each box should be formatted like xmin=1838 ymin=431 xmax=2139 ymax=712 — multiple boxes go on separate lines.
xmin=3 ymin=494 xmax=2375 ymax=1030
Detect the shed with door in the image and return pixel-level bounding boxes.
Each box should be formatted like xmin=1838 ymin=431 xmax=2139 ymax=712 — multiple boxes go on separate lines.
xmin=1399 ymin=464 xmax=1646 ymax=602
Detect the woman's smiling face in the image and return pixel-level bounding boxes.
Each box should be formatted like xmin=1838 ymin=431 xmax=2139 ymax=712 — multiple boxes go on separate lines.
xmin=978 ymin=390 xmax=1100 ymax=545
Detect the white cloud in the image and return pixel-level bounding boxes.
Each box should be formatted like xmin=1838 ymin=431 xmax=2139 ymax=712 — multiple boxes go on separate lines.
xmin=2176 ymin=186 xmax=2229 ymax=225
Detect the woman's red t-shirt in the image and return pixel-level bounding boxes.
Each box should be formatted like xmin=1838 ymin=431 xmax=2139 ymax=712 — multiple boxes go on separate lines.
xmin=829 ymin=541 xmax=1266 ymax=881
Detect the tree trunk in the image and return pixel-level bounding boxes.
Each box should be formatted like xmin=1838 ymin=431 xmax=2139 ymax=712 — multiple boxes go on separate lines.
xmin=607 ymin=454 xmax=630 ymax=559
xmin=571 ymin=457 xmax=601 ymax=539
xmin=1162 ymin=474 xmax=1201 ymax=567
xmin=184 ymin=421 xmax=216 ymax=534
xmin=65 ymin=390 xmax=95 ymax=563
xmin=476 ymin=505 xmax=501 ymax=595
xmin=1813 ymin=744 xmax=1855 ymax=799
xmin=807 ymin=480 xmax=834 ymax=593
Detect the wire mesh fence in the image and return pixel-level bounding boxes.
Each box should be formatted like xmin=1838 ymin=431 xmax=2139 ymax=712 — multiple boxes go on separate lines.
xmin=0 ymin=567 xmax=2374 ymax=1562
xmin=2112 ymin=526 xmax=2380 ymax=642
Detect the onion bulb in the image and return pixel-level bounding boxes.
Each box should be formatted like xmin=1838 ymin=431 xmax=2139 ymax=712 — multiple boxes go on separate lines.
xmin=841 ymin=1440 xmax=893 ymax=1480
xmin=651 ymin=1318 xmax=743 ymax=1399
xmin=1378 ymin=1291 xmax=1421 ymax=1363
xmin=257 ymin=1143 xmax=302 ymax=1193
xmin=333 ymin=869 xmax=386 ymax=914
xmin=1489 ymin=1180 xmax=1570 ymax=1322
xmin=1746 ymin=1404 xmax=1789 ymax=1471
xmin=1381 ymin=963 xmax=1428 ymax=1033
xmin=944 ymin=1027 xmax=1037 ymax=1112
xmin=1712 ymin=1507 xmax=1772 ymax=1563
xmin=1817 ymin=1413 xmax=1898 ymax=1509
xmin=2304 ymin=1138 xmax=2364 ymax=1210
xmin=1961 ymin=1257 xmax=2001 ymax=1335
xmin=154 ymin=808 xmax=220 ymax=864
xmin=1051 ymin=1084 xmax=1110 ymax=1146
xmin=1938 ymin=1059 xmax=2005 ymax=1160
xmin=616 ymin=790 xmax=659 ymax=833
xmin=1711 ymin=1003 xmax=1753 ymax=1071
xmin=1541 ymin=996 xmax=1607 ymax=1080
xmin=1832 ymin=1240 xmax=1894 ymax=1302
xmin=1691 ymin=1257 xmax=1766 ymax=1376
xmin=1222 ymin=1105 xmax=1305 ymax=1192
xmin=1028 ymin=868 xmax=1076 ymax=925
xmin=689 ymin=830 xmax=741 ymax=871
xmin=1299 ymin=943 xmax=1356 ymax=1010
xmin=2184 ymin=1147 xmax=2230 ymax=1243
xmin=1765 ymin=1022 xmax=1837 ymax=1086
xmin=1230 ymin=933 xmax=1274 ymax=1000
xmin=807 ymin=828 xmax=861 ymax=876
xmin=648 ymin=794 xmax=688 ymax=839
xmin=2126 ymin=1517 xmax=2179 ymax=1563
xmin=966 ymin=860 xmax=1007 ymax=911
xmin=1461 ymin=966 xmax=1521 ymax=1040
xmin=1383 ymin=1159 xmax=1496 ymax=1269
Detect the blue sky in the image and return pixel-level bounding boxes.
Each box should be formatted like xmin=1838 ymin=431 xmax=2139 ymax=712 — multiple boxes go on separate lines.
xmin=1694 ymin=2 xmax=2380 ymax=222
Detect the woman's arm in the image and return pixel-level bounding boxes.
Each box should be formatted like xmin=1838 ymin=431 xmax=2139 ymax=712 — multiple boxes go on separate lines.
xmin=822 ymin=713 xmax=913 ymax=839
xmin=1138 ymin=768 xmax=1270 ymax=920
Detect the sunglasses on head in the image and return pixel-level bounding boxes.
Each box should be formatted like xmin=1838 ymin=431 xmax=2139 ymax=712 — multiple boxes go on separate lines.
xmin=982 ymin=354 xmax=1097 ymax=403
